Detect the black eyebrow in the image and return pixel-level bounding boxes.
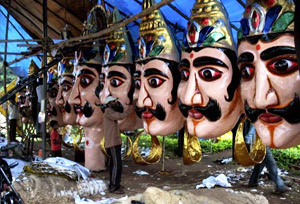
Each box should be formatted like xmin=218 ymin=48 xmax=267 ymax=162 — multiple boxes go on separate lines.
xmin=193 ymin=57 xmax=228 ymax=69
xmin=60 ymin=80 xmax=73 ymax=86
xmin=134 ymin=71 xmax=141 ymax=78
xmin=144 ymin=68 xmax=169 ymax=79
xmin=77 ymin=69 xmax=96 ymax=77
xmin=107 ymin=71 xmax=127 ymax=79
xmin=179 ymin=59 xmax=190 ymax=68
xmin=238 ymin=52 xmax=255 ymax=64
xmin=260 ymin=46 xmax=296 ymax=61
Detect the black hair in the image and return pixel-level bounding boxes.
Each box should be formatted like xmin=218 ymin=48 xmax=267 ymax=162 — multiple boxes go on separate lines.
xmin=238 ymin=31 xmax=294 ymax=45
xmin=137 ymin=58 xmax=180 ymax=105
xmin=50 ymin=120 xmax=58 ymax=128
xmin=183 ymin=47 xmax=240 ymax=102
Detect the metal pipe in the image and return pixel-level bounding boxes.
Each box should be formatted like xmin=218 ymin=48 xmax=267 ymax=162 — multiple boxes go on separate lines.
xmin=42 ymin=0 xmax=48 ymax=160
xmin=3 ymin=0 xmax=11 ymax=145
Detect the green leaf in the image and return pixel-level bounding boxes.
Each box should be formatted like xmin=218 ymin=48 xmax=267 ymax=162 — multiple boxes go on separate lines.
xmin=112 ymin=52 xmax=124 ymax=63
xmin=202 ymin=32 xmax=225 ymax=47
xmin=148 ymin=45 xmax=164 ymax=57
xmin=237 ymin=29 xmax=243 ymax=41
xmin=272 ymin=12 xmax=294 ymax=32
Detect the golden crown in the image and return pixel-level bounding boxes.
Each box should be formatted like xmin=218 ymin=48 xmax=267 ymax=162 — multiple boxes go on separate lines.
xmin=137 ymin=0 xmax=180 ymax=62
xmin=103 ymin=7 xmax=133 ymax=65
xmin=28 ymin=59 xmax=39 ymax=76
xmin=238 ymin=0 xmax=295 ymax=40
xmin=185 ymin=0 xmax=235 ymax=51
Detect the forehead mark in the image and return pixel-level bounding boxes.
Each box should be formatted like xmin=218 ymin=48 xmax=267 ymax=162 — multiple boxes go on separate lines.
xmin=190 ymin=53 xmax=194 ymax=58
xmin=256 ymin=44 xmax=261 ymax=51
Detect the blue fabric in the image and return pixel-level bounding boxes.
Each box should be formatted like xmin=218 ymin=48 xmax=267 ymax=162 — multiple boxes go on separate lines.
xmin=263 ymin=5 xmax=282 ymax=33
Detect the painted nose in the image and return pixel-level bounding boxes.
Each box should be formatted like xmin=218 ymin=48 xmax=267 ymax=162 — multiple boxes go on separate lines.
xmin=68 ymin=81 xmax=80 ymax=106
xmin=55 ymin=88 xmax=64 ymax=106
xmin=137 ymin=83 xmax=152 ymax=108
xmin=101 ymin=82 xmax=110 ymax=104
xmin=254 ymin=65 xmax=278 ymax=109
xmin=181 ymin=73 xmax=203 ymax=105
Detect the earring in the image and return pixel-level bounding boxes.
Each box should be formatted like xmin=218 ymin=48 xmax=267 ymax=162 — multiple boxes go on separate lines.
xmin=234 ymin=117 xmax=266 ymax=166
xmin=100 ymin=135 xmax=133 ymax=160
xmin=132 ymin=130 xmax=162 ymax=165
xmin=183 ymin=125 xmax=202 ymax=165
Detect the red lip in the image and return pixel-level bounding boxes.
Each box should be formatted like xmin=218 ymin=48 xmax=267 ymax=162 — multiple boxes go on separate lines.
xmin=259 ymin=113 xmax=282 ymax=124
xmin=60 ymin=107 xmax=65 ymax=113
xmin=142 ymin=110 xmax=154 ymax=119
xmin=188 ymin=109 xmax=204 ymax=120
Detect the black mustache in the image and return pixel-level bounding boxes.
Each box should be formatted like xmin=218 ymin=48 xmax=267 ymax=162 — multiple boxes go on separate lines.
xmin=112 ymin=101 xmax=124 ymax=113
xmin=135 ymin=103 xmax=166 ymax=121
xmin=64 ymin=101 xmax=72 ymax=113
xmin=51 ymin=107 xmax=57 ymax=116
xmin=82 ymin=102 xmax=94 ymax=118
xmin=245 ymin=94 xmax=300 ymax=124
xmin=178 ymin=97 xmax=222 ymax=122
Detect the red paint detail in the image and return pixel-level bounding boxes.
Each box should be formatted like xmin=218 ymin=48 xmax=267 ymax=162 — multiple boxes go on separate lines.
xmin=267 ymin=125 xmax=276 ymax=148
xmin=188 ymin=24 xmax=196 ymax=43
xmin=256 ymin=44 xmax=261 ymax=51
xmin=259 ymin=113 xmax=283 ymax=124
xmin=86 ymin=140 xmax=89 ymax=146
xmin=190 ymin=53 xmax=194 ymax=58
xmin=265 ymin=0 xmax=275 ymax=7
xmin=251 ymin=10 xmax=260 ymax=29
xmin=188 ymin=109 xmax=204 ymax=120
xmin=142 ymin=110 xmax=154 ymax=119
xmin=246 ymin=6 xmax=252 ymax=13
xmin=146 ymin=35 xmax=152 ymax=42
xmin=110 ymin=44 xmax=116 ymax=49
xmin=201 ymin=18 xmax=209 ymax=25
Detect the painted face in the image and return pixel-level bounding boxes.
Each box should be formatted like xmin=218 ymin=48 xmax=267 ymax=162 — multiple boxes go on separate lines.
xmin=136 ymin=59 xmax=184 ymax=136
xmin=100 ymin=65 xmax=142 ymax=131
xmin=68 ymin=65 xmax=103 ymax=127
xmin=238 ymin=33 xmax=300 ymax=148
xmin=178 ymin=48 xmax=243 ymax=138
xmin=56 ymin=75 xmax=77 ymax=125
xmin=47 ymin=83 xmax=65 ymax=126
xmin=133 ymin=63 xmax=142 ymax=102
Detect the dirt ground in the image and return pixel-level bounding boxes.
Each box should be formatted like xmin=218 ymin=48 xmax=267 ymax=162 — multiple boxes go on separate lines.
xmin=31 ymin=142 xmax=300 ymax=204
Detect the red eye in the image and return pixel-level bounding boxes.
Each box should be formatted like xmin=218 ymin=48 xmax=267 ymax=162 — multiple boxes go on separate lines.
xmin=198 ymin=68 xmax=222 ymax=81
xmin=180 ymin=69 xmax=190 ymax=81
xmin=267 ymin=58 xmax=298 ymax=75
xmin=148 ymin=77 xmax=165 ymax=88
xmin=240 ymin=65 xmax=255 ymax=80
xmin=80 ymin=75 xmax=94 ymax=88
xmin=110 ymin=78 xmax=124 ymax=87
xmin=135 ymin=79 xmax=141 ymax=90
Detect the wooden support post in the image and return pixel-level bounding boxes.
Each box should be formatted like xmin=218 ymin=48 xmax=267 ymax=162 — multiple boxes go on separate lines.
xmin=3 ymin=0 xmax=11 ymax=145
xmin=162 ymin=136 xmax=165 ymax=172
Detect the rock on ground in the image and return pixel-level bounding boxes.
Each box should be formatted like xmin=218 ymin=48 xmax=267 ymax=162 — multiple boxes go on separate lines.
xmin=113 ymin=187 xmax=269 ymax=204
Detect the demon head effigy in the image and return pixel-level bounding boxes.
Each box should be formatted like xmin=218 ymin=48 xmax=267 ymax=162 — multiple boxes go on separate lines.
xmin=237 ymin=0 xmax=299 ymax=148
xmin=55 ymin=59 xmax=77 ymax=125
xmin=68 ymin=5 xmax=107 ymax=171
xmin=178 ymin=0 xmax=243 ymax=138
xmin=135 ymin=0 xmax=184 ymax=136
xmin=99 ymin=7 xmax=143 ymax=132
xmin=46 ymin=57 xmax=65 ymax=127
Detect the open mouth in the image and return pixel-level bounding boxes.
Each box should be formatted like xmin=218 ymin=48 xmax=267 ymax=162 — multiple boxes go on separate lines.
xmin=188 ymin=109 xmax=204 ymax=120
xmin=73 ymin=105 xmax=83 ymax=116
xmin=259 ymin=113 xmax=283 ymax=124
xmin=142 ymin=110 xmax=154 ymax=119
xmin=60 ymin=107 xmax=66 ymax=113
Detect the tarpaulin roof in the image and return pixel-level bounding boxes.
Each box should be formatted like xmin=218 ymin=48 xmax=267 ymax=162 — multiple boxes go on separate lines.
xmin=0 ymin=0 xmax=246 ymax=77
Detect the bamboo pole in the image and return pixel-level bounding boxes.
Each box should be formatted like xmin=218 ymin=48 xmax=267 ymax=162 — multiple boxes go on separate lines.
xmin=3 ymin=0 xmax=11 ymax=145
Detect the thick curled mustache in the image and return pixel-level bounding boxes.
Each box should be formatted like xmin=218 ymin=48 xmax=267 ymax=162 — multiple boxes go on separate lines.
xmin=64 ymin=101 xmax=72 ymax=113
xmin=178 ymin=97 xmax=222 ymax=122
xmin=96 ymin=101 xmax=124 ymax=113
xmin=49 ymin=107 xmax=57 ymax=116
xmin=135 ymin=103 xmax=166 ymax=121
xmin=73 ymin=102 xmax=94 ymax=118
xmin=245 ymin=94 xmax=300 ymax=124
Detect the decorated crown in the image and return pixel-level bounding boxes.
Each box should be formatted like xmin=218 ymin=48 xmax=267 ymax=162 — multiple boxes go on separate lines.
xmin=42 ymin=56 xmax=58 ymax=84
xmin=57 ymin=58 xmax=74 ymax=77
xmin=75 ymin=5 xmax=107 ymax=68
xmin=184 ymin=0 xmax=235 ymax=51
xmin=103 ymin=7 xmax=134 ymax=66
xmin=28 ymin=60 xmax=39 ymax=76
xmin=238 ymin=0 xmax=295 ymax=41
xmin=137 ymin=0 xmax=180 ymax=62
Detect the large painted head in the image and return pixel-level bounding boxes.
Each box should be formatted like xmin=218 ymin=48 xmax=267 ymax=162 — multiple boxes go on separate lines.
xmin=237 ymin=0 xmax=299 ymax=148
xmin=178 ymin=0 xmax=243 ymax=138
xmin=68 ymin=5 xmax=106 ymax=128
xmin=99 ymin=7 xmax=142 ymax=131
xmin=46 ymin=58 xmax=65 ymax=127
xmin=135 ymin=0 xmax=184 ymax=136
xmin=55 ymin=58 xmax=77 ymax=125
